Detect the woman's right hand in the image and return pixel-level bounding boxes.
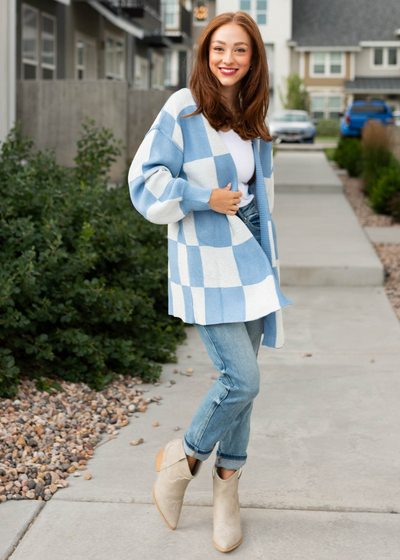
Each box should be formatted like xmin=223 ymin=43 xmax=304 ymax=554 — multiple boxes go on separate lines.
xmin=208 ymin=183 xmax=242 ymax=215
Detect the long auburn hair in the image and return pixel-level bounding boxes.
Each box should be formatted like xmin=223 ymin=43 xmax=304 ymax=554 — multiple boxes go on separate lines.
xmin=181 ymin=11 xmax=272 ymax=142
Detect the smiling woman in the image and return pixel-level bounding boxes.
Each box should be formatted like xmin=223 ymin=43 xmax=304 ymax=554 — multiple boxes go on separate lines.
xmin=128 ymin=9 xmax=291 ymax=553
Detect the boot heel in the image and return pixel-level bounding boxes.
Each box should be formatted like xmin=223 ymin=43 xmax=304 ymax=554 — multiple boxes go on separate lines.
xmin=155 ymin=447 xmax=165 ymax=472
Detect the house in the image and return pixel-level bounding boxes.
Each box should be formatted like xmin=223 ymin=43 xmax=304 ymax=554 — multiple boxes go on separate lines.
xmin=216 ymin=0 xmax=293 ymax=114
xmin=289 ymin=0 xmax=400 ymax=119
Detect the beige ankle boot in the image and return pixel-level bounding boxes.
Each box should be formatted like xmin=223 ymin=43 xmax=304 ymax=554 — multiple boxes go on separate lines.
xmin=212 ymin=465 xmax=243 ymax=552
xmin=153 ymin=438 xmax=202 ymax=530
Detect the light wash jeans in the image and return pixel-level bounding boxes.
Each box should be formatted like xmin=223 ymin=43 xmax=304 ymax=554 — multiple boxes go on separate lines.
xmin=182 ymin=198 xmax=264 ymax=470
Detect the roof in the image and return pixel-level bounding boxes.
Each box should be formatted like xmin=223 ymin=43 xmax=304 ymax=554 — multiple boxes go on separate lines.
xmin=292 ymin=0 xmax=400 ymax=47
xmin=345 ymin=77 xmax=400 ymax=93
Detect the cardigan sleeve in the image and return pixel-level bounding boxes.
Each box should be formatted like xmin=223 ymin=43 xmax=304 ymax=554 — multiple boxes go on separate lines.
xmin=128 ymin=123 xmax=213 ymax=225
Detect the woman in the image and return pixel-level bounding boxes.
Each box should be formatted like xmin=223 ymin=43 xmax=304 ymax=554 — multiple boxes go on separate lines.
xmin=128 ymin=10 xmax=292 ymax=552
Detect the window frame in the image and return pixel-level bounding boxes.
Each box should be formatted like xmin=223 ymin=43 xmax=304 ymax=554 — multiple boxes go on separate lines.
xmin=371 ymin=46 xmax=400 ymax=69
xmin=310 ymin=51 xmax=345 ymax=78
xmin=165 ymin=0 xmax=180 ymax=30
xmin=105 ymin=31 xmax=125 ymax=80
xmin=41 ymin=12 xmax=57 ymax=79
xmin=21 ymin=3 xmax=39 ymax=80
xmin=239 ymin=0 xmax=268 ymax=26
xmin=134 ymin=54 xmax=149 ymax=89
xmin=151 ymin=50 xmax=165 ymax=90
xmin=310 ymin=94 xmax=343 ymax=120
xmin=74 ymin=31 xmax=97 ymax=80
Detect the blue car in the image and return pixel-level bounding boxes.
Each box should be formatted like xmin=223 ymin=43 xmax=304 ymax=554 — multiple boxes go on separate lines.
xmin=340 ymin=100 xmax=393 ymax=138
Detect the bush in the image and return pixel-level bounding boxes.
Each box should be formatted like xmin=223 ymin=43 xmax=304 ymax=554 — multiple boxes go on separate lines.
xmin=315 ymin=119 xmax=340 ymax=138
xmin=388 ymin=192 xmax=400 ymax=223
xmin=361 ymin=120 xmax=395 ymax=195
xmin=367 ymin=161 xmax=400 ymax=214
xmin=334 ymin=138 xmax=363 ymax=177
xmin=0 ymin=120 xmax=186 ymax=398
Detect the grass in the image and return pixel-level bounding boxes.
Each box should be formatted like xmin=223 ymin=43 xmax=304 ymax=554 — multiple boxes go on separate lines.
xmin=315 ymin=135 xmax=339 ymax=143
xmin=324 ymin=147 xmax=336 ymax=161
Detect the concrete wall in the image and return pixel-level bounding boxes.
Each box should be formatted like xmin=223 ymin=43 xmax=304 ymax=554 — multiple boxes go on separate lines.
xmin=17 ymin=80 xmax=171 ymax=182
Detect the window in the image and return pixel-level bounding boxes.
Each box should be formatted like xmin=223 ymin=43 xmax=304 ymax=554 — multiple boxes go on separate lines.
xmin=329 ymin=52 xmax=342 ymax=74
xmin=164 ymin=50 xmax=172 ymax=87
xmin=312 ymin=52 xmax=325 ymax=74
xmin=22 ymin=4 xmax=38 ymax=79
xmin=152 ymin=51 xmax=165 ymax=89
xmin=372 ymin=47 xmax=399 ymax=68
xmin=256 ymin=0 xmax=267 ymax=25
xmin=134 ymin=55 xmax=149 ymax=89
xmin=388 ymin=48 xmax=398 ymax=66
xmin=239 ymin=0 xmax=268 ymax=25
xmin=105 ymin=35 xmax=124 ymax=80
xmin=310 ymin=51 xmax=344 ymax=77
xmin=41 ymin=14 xmax=56 ymax=79
xmin=328 ymin=97 xmax=341 ymax=119
xmin=165 ymin=0 xmax=179 ymax=29
xmin=311 ymin=96 xmax=325 ymax=119
xmin=75 ymin=33 xmax=97 ymax=80
xmin=22 ymin=4 xmax=57 ymax=80
xmin=374 ymin=48 xmax=384 ymax=66
xmin=193 ymin=1 xmax=209 ymax=24
xmin=311 ymin=95 xmax=343 ymax=119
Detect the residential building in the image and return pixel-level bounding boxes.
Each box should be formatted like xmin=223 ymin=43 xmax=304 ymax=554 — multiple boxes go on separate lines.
xmin=161 ymin=0 xmax=194 ymax=89
xmin=1 ymin=0 xmax=197 ymax=142
xmin=289 ymin=0 xmax=400 ymax=119
xmin=15 ymin=0 xmax=173 ymax=87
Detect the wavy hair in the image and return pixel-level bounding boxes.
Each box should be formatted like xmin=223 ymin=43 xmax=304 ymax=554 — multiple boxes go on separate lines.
xmin=181 ymin=11 xmax=272 ymax=142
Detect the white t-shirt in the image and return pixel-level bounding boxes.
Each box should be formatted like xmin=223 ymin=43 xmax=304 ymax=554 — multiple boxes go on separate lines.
xmin=217 ymin=128 xmax=255 ymax=208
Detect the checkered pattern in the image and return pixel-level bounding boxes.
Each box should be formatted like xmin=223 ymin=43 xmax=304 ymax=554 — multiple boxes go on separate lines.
xmin=128 ymin=88 xmax=292 ymax=349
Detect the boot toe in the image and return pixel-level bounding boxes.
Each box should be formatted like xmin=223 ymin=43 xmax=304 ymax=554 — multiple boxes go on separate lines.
xmin=153 ymin=483 xmax=181 ymax=530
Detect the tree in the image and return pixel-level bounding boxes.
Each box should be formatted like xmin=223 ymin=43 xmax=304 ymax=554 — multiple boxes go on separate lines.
xmin=278 ymin=73 xmax=310 ymax=113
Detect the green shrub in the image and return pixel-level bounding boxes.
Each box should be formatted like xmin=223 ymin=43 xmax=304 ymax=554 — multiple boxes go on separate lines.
xmin=361 ymin=120 xmax=395 ymax=195
xmin=387 ymin=192 xmax=400 ymax=223
xmin=334 ymin=138 xmax=363 ymax=177
xmin=315 ymin=119 xmax=340 ymax=138
xmin=0 ymin=120 xmax=186 ymax=398
xmin=368 ymin=162 xmax=400 ymax=214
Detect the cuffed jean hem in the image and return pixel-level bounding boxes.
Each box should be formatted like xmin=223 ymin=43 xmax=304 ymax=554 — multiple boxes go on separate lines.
xmin=215 ymin=451 xmax=247 ymax=470
xmin=182 ymin=434 xmax=214 ymax=462
xmin=183 ymin=435 xmax=248 ymax=471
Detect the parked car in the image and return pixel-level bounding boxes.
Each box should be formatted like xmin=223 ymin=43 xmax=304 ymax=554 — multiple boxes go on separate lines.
xmin=269 ymin=110 xmax=316 ymax=143
xmin=340 ymin=100 xmax=393 ymax=138
xmin=393 ymin=110 xmax=400 ymax=127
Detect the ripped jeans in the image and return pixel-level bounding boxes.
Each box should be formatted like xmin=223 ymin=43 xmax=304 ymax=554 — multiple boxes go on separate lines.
xmin=182 ymin=198 xmax=264 ymax=470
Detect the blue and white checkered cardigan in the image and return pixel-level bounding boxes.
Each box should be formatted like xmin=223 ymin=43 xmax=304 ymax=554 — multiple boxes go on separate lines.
xmin=128 ymin=87 xmax=292 ymax=348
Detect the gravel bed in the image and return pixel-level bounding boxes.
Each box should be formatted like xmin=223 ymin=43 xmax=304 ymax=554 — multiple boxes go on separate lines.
xmin=372 ymin=243 xmax=400 ymax=322
xmin=338 ymin=173 xmax=400 ymax=228
xmin=0 ymin=374 xmax=163 ymax=504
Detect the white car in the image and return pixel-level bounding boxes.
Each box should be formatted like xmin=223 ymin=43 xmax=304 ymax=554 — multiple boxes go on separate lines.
xmin=269 ymin=110 xmax=316 ymax=143
xmin=393 ymin=110 xmax=400 ymax=127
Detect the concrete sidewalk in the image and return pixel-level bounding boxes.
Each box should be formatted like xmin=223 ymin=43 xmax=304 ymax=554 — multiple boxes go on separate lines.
xmin=274 ymin=151 xmax=343 ymax=193
xmin=3 ymin=151 xmax=400 ymax=560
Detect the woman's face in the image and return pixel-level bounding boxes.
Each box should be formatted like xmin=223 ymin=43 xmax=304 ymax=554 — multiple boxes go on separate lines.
xmin=209 ymin=23 xmax=253 ymax=90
